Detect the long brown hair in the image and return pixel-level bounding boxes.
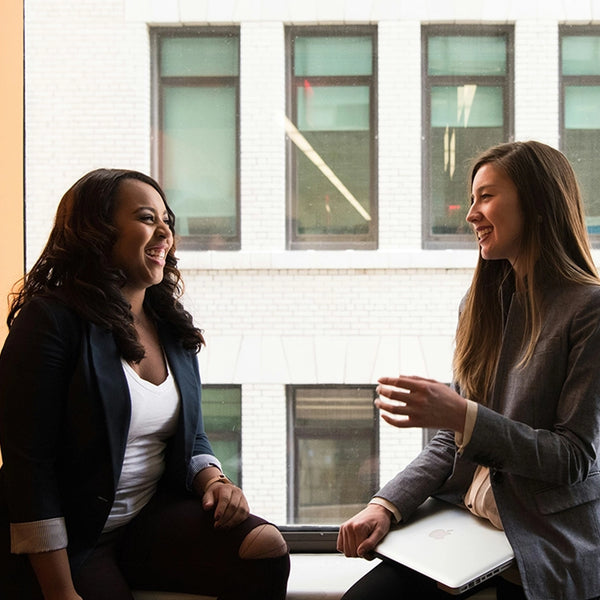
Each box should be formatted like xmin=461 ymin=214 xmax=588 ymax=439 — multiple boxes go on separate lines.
xmin=8 ymin=168 xmax=205 ymax=361
xmin=453 ymin=141 xmax=599 ymax=404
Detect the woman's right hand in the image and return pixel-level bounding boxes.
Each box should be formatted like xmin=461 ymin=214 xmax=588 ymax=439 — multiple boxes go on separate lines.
xmin=28 ymin=549 xmax=83 ymax=600
xmin=337 ymin=504 xmax=393 ymax=559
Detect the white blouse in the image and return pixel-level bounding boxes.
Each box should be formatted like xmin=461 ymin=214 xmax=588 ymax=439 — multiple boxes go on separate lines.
xmin=103 ymin=359 xmax=180 ymax=532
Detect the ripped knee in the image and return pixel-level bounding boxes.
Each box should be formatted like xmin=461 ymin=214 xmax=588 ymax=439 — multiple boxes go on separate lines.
xmin=238 ymin=523 xmax=288 ymax=560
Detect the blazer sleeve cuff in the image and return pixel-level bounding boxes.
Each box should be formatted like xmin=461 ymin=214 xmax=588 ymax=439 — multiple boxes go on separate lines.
xmin=187 ymin=453 xmax=223 ymax=490
xmin=370 ymin=497 xmax=402 ymax=523
xmin=455 ymin=399 xmax=478 ymax=454
xmin=10 ymin=517 xmax=68 ymax=554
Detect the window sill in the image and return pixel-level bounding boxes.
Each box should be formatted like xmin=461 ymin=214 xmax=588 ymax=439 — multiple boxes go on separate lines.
xmin=131 ymin=553 xmax=380 ymax=600
xmin=132 ymin=552 xmax=499 ymax=599
xmin=177 ymin=249 xmax=479 ymax=271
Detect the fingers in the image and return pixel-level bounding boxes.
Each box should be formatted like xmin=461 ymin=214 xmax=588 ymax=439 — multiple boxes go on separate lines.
xmin=337 ymin=505 xmax=392 ymax=558
xmin=212 ymin=485 xmax=249 ymax=529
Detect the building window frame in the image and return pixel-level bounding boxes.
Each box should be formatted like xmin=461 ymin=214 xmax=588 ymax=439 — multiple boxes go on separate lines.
xmin=422 ymin=24 xmax=514 ymax=249
xmin=201 ymin=384 xmax=242 ymax=485
xmin=151 ymin=27 xmax=241 ymax=251
xmin=285 ymin=25 xmax=378 ymax=251
xmin=286 ymin=384 xmax=379 ymax=526
xmin=559 ymin=24 xmax=600 ymax=248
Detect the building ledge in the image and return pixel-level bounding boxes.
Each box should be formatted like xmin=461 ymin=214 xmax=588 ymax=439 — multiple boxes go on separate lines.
xmin=178 ymin=249 xmax=479 ymax=272
xmin=132 ymin=552 xmax=497 ymax=599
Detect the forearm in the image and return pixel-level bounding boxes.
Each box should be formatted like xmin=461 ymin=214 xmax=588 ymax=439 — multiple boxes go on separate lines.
xmin=29 ymin=549 xmax=81 ymax=600
xmin=192 ymin=465 xmax=224 ymax=495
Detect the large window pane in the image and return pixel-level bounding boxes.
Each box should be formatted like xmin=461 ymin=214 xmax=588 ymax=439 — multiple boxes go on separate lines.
xmin=155 ymin=31 xmax=240 ymax=249
xmin=561 ymin=29 xmax=600 ymax=237
xmin=294 ymin=36 xmax=372 ymax=76
xmin=428 ymin=36 xmax=507 ymax=76
xmin=162 ymin=86 xmax=237 ymax=237
xmin=430 ymin=85 xmax=503 ymax=234
xmin=287 ymin=27 xmax=377 ymax=249
xmin=161 ymin=36 xmax=238 ymax=77
xmin=202 ymin=386 xmax=242 ymax=484
xmin=289 ymin=386 xmax=378 ymax=524
xmin=423 ymin=26 xmax=513 ymax=247
xmin=562 ymin=35 xmax=600 ymax=76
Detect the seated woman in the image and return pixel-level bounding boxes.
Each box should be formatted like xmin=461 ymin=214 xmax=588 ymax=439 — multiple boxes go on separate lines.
xmin=0 ymin=169 xmax=290 ymax=600
xmin=338 ymin=141 xmax=600 ymax=600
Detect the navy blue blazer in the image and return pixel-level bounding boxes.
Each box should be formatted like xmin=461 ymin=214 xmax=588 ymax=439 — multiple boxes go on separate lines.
xmin=0 ymin=295 xmax=213 ymax=571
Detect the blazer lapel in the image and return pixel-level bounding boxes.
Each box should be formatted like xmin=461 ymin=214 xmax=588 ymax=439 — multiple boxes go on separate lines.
xmin=87 ymin=323 xmax=131 ymax=485
xmin=160 ymin=326 xmax=199 ymax=466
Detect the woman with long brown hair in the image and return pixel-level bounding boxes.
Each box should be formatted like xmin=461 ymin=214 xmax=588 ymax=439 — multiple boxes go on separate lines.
xmin=338 ymin=141 xmax=600 ymax=600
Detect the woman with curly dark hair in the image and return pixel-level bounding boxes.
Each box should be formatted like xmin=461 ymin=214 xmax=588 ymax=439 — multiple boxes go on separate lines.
xmin=0 ymin=169 xmax=289 ymax=600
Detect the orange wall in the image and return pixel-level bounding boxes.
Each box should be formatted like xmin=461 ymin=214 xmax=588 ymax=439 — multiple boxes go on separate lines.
xmin=0 ymin=1 xmax=25 ymax=346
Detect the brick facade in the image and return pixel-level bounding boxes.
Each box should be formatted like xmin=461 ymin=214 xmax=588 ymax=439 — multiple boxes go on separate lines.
xmin=23 ymin=0 xmax=600 ymax=521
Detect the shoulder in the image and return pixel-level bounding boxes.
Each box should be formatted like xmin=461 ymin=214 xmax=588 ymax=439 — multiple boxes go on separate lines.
xmin=548 ymin=283 xmax=600 ymax=312
xmin=14 ymin=294 xmax=79 ymax=324
xmin=8 ymin=294 xmax=84 ymax=346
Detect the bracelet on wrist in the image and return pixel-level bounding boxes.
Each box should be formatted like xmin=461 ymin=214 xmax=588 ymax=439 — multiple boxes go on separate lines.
xmin=203 ymin=473 xmax=232 ymax=493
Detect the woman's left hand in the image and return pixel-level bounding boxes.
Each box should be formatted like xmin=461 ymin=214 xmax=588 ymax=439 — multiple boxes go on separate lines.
xmin=376 ymin=375 xmax=467 ymax=433
xmin=202 ymin=481 xmax=250 ymax=529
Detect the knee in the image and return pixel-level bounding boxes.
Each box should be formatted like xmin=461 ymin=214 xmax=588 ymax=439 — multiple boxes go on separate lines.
xmin=238 ymin=524 xmax=288 ymax=560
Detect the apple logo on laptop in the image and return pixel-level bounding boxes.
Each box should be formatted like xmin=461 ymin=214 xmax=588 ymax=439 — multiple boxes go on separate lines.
xmin=429 ymin=528 xmax=453 ymax=539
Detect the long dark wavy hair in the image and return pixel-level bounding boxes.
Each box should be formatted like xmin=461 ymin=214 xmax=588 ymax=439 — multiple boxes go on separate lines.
xmin=7 ymin=168 xmax=205 ymax=361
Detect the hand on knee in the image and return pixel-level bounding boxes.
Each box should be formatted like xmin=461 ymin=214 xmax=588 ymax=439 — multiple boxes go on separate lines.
xmin=238 ymin=524 xmax=288 ymax=560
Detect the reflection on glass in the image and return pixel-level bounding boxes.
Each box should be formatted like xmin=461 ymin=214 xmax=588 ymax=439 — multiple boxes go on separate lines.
xmin=289 ymin=30 xmax=375 ymax=246
xmin=430 ymin=85 xmax=503 ymax=235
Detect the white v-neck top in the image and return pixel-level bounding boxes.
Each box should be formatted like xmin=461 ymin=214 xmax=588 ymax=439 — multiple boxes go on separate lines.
xmin=103 ymin=359 xmax=180 ymax=532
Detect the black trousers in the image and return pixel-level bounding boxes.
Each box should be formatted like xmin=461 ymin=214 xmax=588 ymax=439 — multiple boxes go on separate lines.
xmin=341 ymin=560 xmax=526 ymax=600
xmin=2 ymin=489 xmax=290 ymax=600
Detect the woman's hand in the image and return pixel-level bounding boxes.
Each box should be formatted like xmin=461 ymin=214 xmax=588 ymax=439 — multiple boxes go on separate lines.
xmin=28 ymin=549 xmax=83 ymax=600
xmin=376 ymin=375 xmax=467 ymax=433
xmin=337 ymin=504 xmax=393 ymax=559
xmin=202 ymin=481 xmax=250 ymax=529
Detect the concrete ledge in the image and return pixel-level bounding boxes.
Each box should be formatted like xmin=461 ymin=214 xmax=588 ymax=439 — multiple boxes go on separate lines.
xmin=132 ymin=553 xmax=378 ymax=600
xmin=132 ymin=553 xmax=496 ymax=600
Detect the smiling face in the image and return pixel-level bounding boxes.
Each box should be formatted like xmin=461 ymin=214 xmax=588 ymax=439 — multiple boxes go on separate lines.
xmin=110 ymin=178 xmax=174 ymax=303
xmin=467 ymin=162 xmax=526 ymax=274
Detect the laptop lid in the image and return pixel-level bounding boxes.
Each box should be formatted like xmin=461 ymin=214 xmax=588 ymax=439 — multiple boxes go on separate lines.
xmin=374 ymin=497 xmax=515 ymax=595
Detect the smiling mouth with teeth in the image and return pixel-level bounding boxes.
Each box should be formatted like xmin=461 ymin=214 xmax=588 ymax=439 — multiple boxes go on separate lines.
xmin=146 ymin=249 xmax=166 ymax=259
xmin=477 ymin=227 xmax=493 ymax=241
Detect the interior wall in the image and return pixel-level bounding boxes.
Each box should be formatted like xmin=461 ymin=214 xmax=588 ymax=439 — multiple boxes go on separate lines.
xmin=0 ymin=0 xmax=25 ymax=346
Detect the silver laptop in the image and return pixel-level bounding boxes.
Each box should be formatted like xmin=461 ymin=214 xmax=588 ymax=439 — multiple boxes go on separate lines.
xmin=374 ymin=497 xmax=515 ymax=595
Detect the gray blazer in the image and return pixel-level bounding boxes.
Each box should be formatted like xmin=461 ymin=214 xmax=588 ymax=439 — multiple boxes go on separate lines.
xmin=377 ymin=281 xmax=600 ymax=600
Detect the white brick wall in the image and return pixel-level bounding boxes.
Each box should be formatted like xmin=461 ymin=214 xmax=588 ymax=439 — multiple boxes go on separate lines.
xmin=23 ymin=0 xmax=600 ymax=522
xmin=378 ymin=20 xmax=422 ymax=250
xmin=514 ymin=20 xmax=560 ymax=146
xmin=240 ymin=22 xmax=287 ymax=251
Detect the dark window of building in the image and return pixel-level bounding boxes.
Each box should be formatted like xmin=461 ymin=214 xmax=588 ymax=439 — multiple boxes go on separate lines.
xmin=560 ymin=26 xmax=600 ymax=243
xmin=202 ymin=385 xmax=242 ymax=484
xmin=287 ymin=385 xmax=379 ymax=524
xmin=423 ymin=25 xmax=514 ymax=248
xmin=153 ymin=29 xmax=240 ymax=250
xmin=286 ymin=27 xmax=378 ymax=250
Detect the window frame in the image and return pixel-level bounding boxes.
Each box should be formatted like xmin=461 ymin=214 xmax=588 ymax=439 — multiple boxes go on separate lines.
xmin=286 ymin=384 xmax=380 ymax=526
xmin=201 ymin=384 xmax=243 ymax=485
xmin=422 ymin=24 xmax=514 ymax=249
xmin=285 ymin=25 xmax=378 ymax=250
xmin=151 ymin=26 xmax=241 ymax=251
xmin=559 ymin=24 xmax=600 ymax=249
